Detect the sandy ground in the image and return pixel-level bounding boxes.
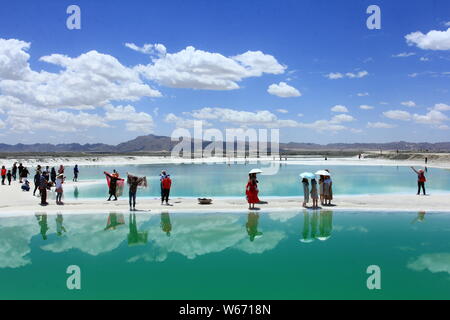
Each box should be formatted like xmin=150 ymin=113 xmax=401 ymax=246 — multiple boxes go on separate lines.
xmin=0 ymin=179 xmax=449 ymax=216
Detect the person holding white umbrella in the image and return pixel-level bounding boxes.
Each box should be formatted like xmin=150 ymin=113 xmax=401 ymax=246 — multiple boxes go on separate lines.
xmin=300 ymin=172 xmax=314 ymax=208
xmin=246 ymin=169 xmax=262 ymax=210
xmin=316 ymin=170 xmax=332 ymax=206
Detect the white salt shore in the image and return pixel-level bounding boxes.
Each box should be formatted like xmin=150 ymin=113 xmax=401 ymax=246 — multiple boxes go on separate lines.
xmin=0 ymin=155 xmax=449 ymax=169
xmin=0 ymin=180 xmax=449 ymax=216
xmin=0 ymin=156 xmax=448 ymax=216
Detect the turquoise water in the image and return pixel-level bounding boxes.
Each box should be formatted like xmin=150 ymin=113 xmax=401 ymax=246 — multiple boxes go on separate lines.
xmin=0 ymin=211 xmax=449 ymax=300
xmin=61 ymin=163 xmax=450 ymax=199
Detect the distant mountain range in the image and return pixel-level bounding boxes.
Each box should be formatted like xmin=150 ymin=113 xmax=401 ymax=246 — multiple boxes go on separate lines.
xmin=1 ymin=134 xmax=450 ymax=153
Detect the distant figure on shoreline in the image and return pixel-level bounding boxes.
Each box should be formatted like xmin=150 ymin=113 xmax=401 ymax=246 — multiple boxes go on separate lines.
xmin=12 ymin=163 xmax=17 ymax=181
xmin=6 ymin=170 xmax=12 ymax=186
xmin=73 ymin=165 xmax=79 ymax=182
xmin=50 ymin=167 xmax=57 ymax=184
xmin=411 ymin=167 xmax=427 ymax=196
xmin=18 ymin=163 xmax=24 ymax=182
xmin=19 ymin=165 xmax=28 ymax=183
xmin=1 ymin=166 xmax=6 ymax=185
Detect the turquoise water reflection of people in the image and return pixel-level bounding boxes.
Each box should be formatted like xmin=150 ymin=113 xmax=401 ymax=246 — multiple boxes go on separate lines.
xmin=300 ymin=212 xmax=313 ymax=243
xmin=318 ymin=211 xmax=333 ymax=241
xmin=35 ymin=213 xmax=49 ymax=240
xmin=300 ymin=211 xmax=333 ymax=243
xmin=56 ymin=214 xmax=67 ymax=236
xmin=105 ymin=213 xmax=126 ymax=231
xmin=160 ymin=211 xmax=172 ymax=237
xmin=411 ymin=211 xmax=427 ymax=224
xmin=246 ymin=212 xmax=263 ymax=242
xmin=128 ymin=214 xmax=148 ymax=246
xmin=73 ymin=186 xmax=79 ymax=199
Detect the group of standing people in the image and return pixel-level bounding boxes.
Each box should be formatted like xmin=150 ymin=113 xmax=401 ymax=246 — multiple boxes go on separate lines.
xmin=103 ymin=169 xmax=173 ymax=211
xmin=0 ymin=162 xmax=30 ymax=188
xmin=246 ymin=169 xmax=333 ymax=210
xmin=302 ymin=172 xmax=333 ymax=209
xmin=0 ymin=163 xmax=30 ymax=186
xmin=0 ymin=162 xmax=80 ymax=206
xmin=32 ymin=165 xmax=67 ymax=206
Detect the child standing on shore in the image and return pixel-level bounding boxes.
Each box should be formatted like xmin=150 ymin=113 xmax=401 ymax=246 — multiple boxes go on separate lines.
xmin=6 ymin=170 xmax=12 ymax=186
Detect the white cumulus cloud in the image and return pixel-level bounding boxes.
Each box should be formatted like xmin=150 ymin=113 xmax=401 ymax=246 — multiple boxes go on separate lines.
xmin=326 ymin=71 xmax=369 ymax=80
xmin=267 ymin=82 xmax=301 ymax=98
xmin=331 ymin=105 xmax=349 ymax=113
xmin=392 ymin=52 xmax=416 ymax=58
xmin=367 ymin=122 xmax=396 ymax=129
xmin=104 ymin=105 xmax=155 ymax=133
xmin=406 ymin=28 xmax=450 ymax=50
xmin=401 ymin=101 xmax=416 ymax=107
xmin=383 ymin=110 xmax=412 ymax=121
xmin=136 ymin=46 xmax=286 ymax=90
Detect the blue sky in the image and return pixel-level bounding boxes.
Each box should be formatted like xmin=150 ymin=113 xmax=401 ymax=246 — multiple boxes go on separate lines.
xmin=0 ymin=0 xmax=449 ymax=145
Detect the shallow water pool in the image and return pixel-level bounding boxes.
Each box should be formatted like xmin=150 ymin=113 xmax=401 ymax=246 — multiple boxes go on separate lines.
xmin=59 ymin=162 xmax=450 ymax=199
xmin=0 ymin=210 xmax=449 ymax=300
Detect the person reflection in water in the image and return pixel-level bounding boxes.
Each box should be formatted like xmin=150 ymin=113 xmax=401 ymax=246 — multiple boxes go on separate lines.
xmin=301 ymin=211 xmax=333 ymax=243
xmin=318 ymin=211 xmax=333 ymax=241
xmin=56 ymin=214 xmax=67 ymax=236
xmin=301 ymin=211 xmax=318 ymax=243
xmin=128 ymin=214 xmax=148 ymax=246
xmin=160 ymin=212 xmax=172 ymax=237
xmin=73 ymin=186 xmax=79 ymax=200
xmin=301 ymin=212 xmax=312 ymax=243
xmin=411 ymin=211 xmax=427 ymax=224
xmin=246 ymin=212 xmax=263 ymax=242
xmin=105 ymin=213 xmax=125 ymax=231
xmin=35 ymin=213 xmax=49 ymax=240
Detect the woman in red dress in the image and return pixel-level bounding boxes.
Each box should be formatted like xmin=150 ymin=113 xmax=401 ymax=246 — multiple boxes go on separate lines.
xmin=246 ymin=173 xmax=260 ymax=210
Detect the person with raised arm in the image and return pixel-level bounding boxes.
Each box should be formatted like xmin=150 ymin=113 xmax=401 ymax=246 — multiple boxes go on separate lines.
xmin=411 ymin=167 xmax=427 ymax=196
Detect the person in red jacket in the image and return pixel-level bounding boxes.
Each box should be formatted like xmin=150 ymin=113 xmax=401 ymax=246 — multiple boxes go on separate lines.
xmin=1 ymin=166 xmax=6 ymax=185
xmin=161 ymin=175 xmax=172 ymax=206
xmin=246 ymin=173 xmax=260 ymax=210
xmin=411 ymin=167 xmax=427 ymax=195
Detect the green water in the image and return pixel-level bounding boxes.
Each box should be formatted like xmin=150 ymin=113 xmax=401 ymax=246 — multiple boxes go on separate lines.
xmin=0 ymin=211 xmax=449 ymax=300
xmin=60 ymin=163 xmax=450 ymax=199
